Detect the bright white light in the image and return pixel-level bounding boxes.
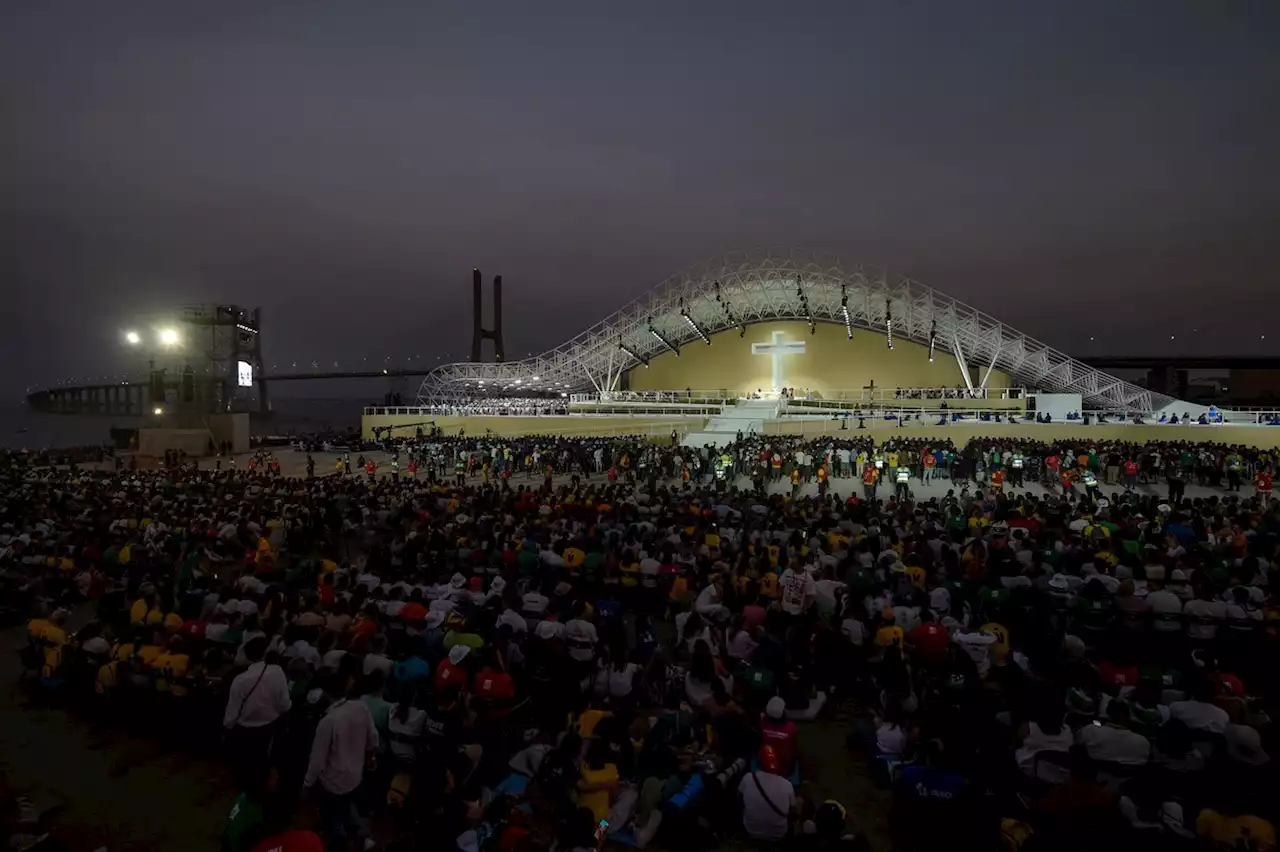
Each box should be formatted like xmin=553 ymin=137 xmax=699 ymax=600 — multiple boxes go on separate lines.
xmin=532 ymin=376 xmax=540 ymax=381
xmin=157 ymin=328 xmax=181 ymax=347
xmin=124 ymin=330 xmax=142 ymax=346
xmin=153 ymin=406 xmax=164 ymax=416
xmin=560 ymin=392 xmax=568 ymax=397
xmin=514 ymin=378 xmax=522 ymax=383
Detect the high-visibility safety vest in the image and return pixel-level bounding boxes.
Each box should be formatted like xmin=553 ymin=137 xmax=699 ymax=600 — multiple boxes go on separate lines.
xmin=1012 ymin=455 xmax=1024 ymax=469
xmin=896 ymin=466 xmax=910 ymax=484
xmin=1083 ymin=471 xmax=1098 ymax=486
xmin=1228 ymin=455 xmax=1242 ymax=471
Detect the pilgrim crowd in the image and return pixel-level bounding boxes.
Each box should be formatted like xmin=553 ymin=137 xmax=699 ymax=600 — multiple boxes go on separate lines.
xmin=6 ymin=429 xmax=1280 ymax=852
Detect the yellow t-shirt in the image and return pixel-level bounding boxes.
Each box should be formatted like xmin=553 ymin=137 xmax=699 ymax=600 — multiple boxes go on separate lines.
xmin=759 ymin=573 xmax=780 ymax=598
xmin=27 ymin=618 xmax=52 ymax=641
xmin=578 ymin=764 xmax=620 ymax=822
xmin=129 ymin=599 xmax=149 ymax=625
xmin=981 ymin=622 xmax=1010 ymax=663
xmin=137 ymin=645 xmax=164 ymax=667
xmin=906 ymin=566 xmax=927 ymax=589
xmin=875 ymin=625 xmax=904 ymax=648
xmin=1197 ymin=810 xmax=1276 ymax=852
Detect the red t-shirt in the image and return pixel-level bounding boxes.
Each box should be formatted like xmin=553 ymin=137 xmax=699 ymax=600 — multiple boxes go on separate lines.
xmin=252 ymin=829 xmax=324 ymax=852
xmin=1256 ymin=473 xmax=1273 ymax=493
xmin=1046 ymin=455 xmax=1060 ymax=471
xmin=1099 ymin=661 xmax=1139 ymax=687
xmin=760 ymin=718 xmax=798 ymax=775
xmin=181 ymin=620 xmax=207 ymax=640
xmin=1124 ymin=460 xmax=1139 ymax=475
xmin=910 ymin=622 xmax=950 ymax=661
xmin=435 ymin=658 xmax=467 ymax=693
xmin=474 ymin=667 xmax=516 ymax=703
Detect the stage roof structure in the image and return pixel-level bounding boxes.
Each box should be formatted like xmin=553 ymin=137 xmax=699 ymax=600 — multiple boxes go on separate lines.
xmin=416 ymin=248 xmax=1173 ymax=412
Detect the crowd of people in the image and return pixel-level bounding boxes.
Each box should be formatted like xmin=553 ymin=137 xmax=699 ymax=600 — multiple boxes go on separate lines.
xmin=413 ymin=398 xmax=572 ymax=417
xmin=7 ymin=428 xmax=1280 ymax=852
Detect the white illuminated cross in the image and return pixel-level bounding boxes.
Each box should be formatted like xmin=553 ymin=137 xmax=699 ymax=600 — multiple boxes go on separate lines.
xmin=751 ymin=330 xmax=806 ymax=391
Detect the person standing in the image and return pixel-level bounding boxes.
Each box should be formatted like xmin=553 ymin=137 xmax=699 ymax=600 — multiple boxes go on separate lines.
xmin=223 ymin=637 xmax=292 ymax=795
xmin=303 ymin=675 xmax=380 ymax=851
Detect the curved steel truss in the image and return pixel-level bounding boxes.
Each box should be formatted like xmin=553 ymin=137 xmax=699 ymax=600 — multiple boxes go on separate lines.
xmin=417 ymin=247 xmax=1170 ymax=411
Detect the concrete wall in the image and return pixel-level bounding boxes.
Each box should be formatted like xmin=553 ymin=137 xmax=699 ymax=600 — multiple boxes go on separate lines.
xmin=362 ymin=414 xmax=708 ymax=440
xmin=786 ymin=396 xmax=1023 ymax=412
xmin=137 ymin=428 xmax=212 ymax=457
xmin=764 ymin=419 xmax=1280 ymax=449
xmin=209 ymin=413 xmax=250 ymax=454
xmin=627 ymin=321 xmax=1013 ymax=397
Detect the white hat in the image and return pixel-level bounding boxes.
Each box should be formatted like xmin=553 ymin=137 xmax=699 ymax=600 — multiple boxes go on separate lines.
xmin=425 ymin=610 xmax=446 ymax=629
xmin=765 ymin=696 xmax=786 ymax=720
xmin=490 ymin=576 xmax=507 ymax=594
xmin=450 ymin=573 xmax=467 ymax=588
xmin=448 ymin=645 xmax=471 ymax=665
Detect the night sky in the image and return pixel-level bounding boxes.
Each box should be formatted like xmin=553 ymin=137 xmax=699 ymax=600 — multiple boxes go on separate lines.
xmin=3 ymin=1 xmax=1278 ymax=397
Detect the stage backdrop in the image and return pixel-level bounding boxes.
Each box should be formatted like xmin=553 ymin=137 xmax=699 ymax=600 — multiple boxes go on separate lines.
xmin=626 ymin=321 xmax=1012 ymax=398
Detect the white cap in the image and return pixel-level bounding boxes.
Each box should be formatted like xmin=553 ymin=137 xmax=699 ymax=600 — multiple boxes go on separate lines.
xmin=765 ymin=696 xmax=786 ymax=720
xmin=448 ymin=645 xmax=471 ymax=665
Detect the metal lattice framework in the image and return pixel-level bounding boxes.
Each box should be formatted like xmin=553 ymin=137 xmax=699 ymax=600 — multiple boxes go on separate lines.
xmin=417 ymin=248 xmax=1172 ymax=411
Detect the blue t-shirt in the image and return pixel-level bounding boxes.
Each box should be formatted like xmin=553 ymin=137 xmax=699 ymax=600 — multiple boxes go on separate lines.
xmin=898 ymin=764 xmax=968 ymax=802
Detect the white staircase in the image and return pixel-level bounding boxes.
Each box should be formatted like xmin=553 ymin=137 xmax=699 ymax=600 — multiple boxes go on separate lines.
xmin=682 ymin=398 xmax=778 ymax=448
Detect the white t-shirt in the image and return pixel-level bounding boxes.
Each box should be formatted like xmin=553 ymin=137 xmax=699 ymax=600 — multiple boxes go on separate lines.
xmin=564 ymin=619 xmax=599 ymax=662
xmin=739 ymin=771 xmax=795 ymax=841
xmin=875 ymin=723 xmax=907 ymax=755
xmin=1183 ymin=599 xmax=1225 ymax=639
xmin=1169 ymin=700 xmax=1229 ymax=734
xmin=521 ymin=592 xmax=550 ymax=616
xmin=779 ymin=568 xmax=815 ymax=615
xmin=953 ymin=629 xmax=997 ymax=676
xmin=1078 ymin=724 xmax=1152 ymax=766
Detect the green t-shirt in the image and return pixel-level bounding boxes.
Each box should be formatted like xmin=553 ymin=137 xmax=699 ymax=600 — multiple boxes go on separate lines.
xmin=222 ymin=792 xmax=263 ymax=852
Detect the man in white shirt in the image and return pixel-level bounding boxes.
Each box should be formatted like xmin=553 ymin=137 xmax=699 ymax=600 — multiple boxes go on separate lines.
xmin=1145 ymin=582 xmax=1183 ymax=632
xmin=738 ymin=751 xmax=795 ymax=841
xmin=305 ymin=679 xmax=379 ymax=851
xmin=952 ymin=628 xmax=997 ymax=677
xmin=223 ymin=637 xmax=292 ymax=792
xmin=779 ymin=564 xmax=815 ymax=616
xmin=1183 ymin=589 xmax=1225 ymax=640
xmin=1077 ymin=702 xmax=1151 ymax=767
xmin=1169 ymin=683 xmax=1230 ymax=734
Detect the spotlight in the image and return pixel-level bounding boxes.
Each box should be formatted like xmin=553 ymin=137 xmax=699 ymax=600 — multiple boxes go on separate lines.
xmin=157 ymin=327 xmax=181 ymax=347
xmin=680 ymin=305 xmax=712 ymax=345
xmin=928 ymin=320 xmax=937 ymax=362
xmin=153 ymin=406 xmax=164 ymax=416
xmin=841 ymin=304 xmax=853 ymax=339
xmin=124 ymin=330 xmax=141 ymax=346
xmin=885 ymin=299 xmax=894 ymax=350
xmin=618 ymin=339 xmax=649 ymax=366
xmin=648 ymin=321 xmax=680 ymax=356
